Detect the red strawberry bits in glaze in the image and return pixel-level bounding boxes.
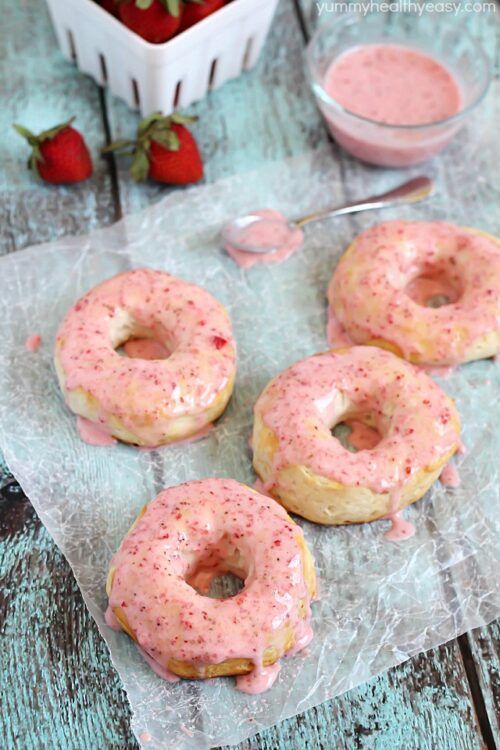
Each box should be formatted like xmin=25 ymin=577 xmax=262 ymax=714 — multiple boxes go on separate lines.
xmin=328 ymin=221 xmax=500 ymax=366
xmin=54 ymin=269 xmax=236 ymax=447
xmin=105 ymin=479 xmax=316 ymax=693
xmin=252 ymin=346 xmax=461 ymax=529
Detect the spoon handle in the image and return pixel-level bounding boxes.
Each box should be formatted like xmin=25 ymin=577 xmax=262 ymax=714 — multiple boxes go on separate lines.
xmin=293 ymin=176 xmax=434 ymax=229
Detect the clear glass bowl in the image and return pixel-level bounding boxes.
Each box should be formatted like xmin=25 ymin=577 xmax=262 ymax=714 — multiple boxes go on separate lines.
xmin=305 ymin=13 xmax=491 ymax=167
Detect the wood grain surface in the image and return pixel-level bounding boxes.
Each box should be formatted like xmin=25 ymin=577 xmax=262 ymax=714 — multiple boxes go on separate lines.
xmin=1 ymin=462 xmax=495 ymax=750
xmin=0 ymin=0 xmax=498 ymax=748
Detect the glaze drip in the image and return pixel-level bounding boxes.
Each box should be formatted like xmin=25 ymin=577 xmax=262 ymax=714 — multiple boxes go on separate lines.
xmin=440 ymin=462 xmax=461 ymax=488
xmin=384 ymin=512 xmax=416 ymax=542
xmin=77 ymin=416 xmax=117 ymax=446
xmin=25 ymin=334 xmax=42 ymax=352
xmin=106 ymin=479 xmax=316 ymax=693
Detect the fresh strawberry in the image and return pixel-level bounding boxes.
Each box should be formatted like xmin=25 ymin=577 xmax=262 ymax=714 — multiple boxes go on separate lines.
xmin=146 ymin=123 xmax=203 ymax=183
xmin=13 ymin=118 xmax=93 ymax=184
xmin=179 ymin=0 xmax=225 ymax=32
xmin=117 ymin=0 xmax=183 ymax=43
xmin=99 ymin=0 xmax=119 ymax=15
xmin=103 ymin=112 xmax=203 ymax=185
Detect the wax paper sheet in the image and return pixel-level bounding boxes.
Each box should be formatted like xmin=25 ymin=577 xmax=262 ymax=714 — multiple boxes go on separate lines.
xmin=0 ymin=146 xmax=499 ymax=750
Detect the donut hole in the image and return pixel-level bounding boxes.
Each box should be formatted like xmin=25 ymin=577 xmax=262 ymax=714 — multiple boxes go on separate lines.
xmin=111 ymin=311 xmax=173 ymax=360
xmin=117 ymin=337 xmax=170 ymax=360
xmin=331 ymin=413 xmax=382 ymax=452
xmin=198 ymin=572 xmax=245 ymax=600
xmin=185 ymin=536 xmax=247 ymax=600
xmin=405 ymin=270 xmax=462 ymax=308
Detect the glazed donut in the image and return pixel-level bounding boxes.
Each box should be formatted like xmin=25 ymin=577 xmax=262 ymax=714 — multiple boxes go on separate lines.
xmin=252 ymin=346 xmax=461 ymax=525
xmin=328 ymin=221 xmax=500 ymax=366
xmin=55 ymin=269 xmax=236 ymax=446
xmin=105 ymin=478 xmax=316 ymax=693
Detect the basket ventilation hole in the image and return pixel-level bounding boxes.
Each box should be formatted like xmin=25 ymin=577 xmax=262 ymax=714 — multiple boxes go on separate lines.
xmin=208 ymin=58 xmax=218 ymax=90
xmin=131 ymin=78 xmax=141 ymax=109
xmin=66 ymin=29 xmax=77 ymax=62
xmin=243 ymin=37 xmax=254 ymax=70
xmin=173 ymin=80 xmax=183 ymax=109
xmin=99 ymin=54 xmax=108 ymax=84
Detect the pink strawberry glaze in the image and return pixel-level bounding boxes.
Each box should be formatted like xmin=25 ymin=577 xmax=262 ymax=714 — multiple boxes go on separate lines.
xmin=384 ymin=511 xmax=416 ymax=542
xmin=139 ymin=732 xmax=152 ymax=743
xmin=122 ymin=338 xmax=169 ymax=360
xmin=328 ymin=308 xmax=456 ymax=383
xmin=405 ymin=274 xmax=460 ymax=307
xmin=422 ymin=365 xmax=455 ymax=379
xmin=236 ymin=662 xmax=281 ymax=694
xmin=77 ymin=416 xmax=117 ymax=446
xmin=106 ymin=479 xmax=315 ymax=693
xmin=329 ymin=309 xmax=457 ymax=380
xmin=255 ymin=346 xmax=461 ymax=505
xmin=137 ymin=424 xmax=213 ymax=452
xmin=106 ymin=605 xmax=181 ymax=682
xmin=253 ymin=477 xmax=274 ymax=499
xmin=104 ymin=604 xmax=120 ymax=629
xmin=137 ymin=647 xmax=181 ymax=683
xmin=25 ymin=334 xmax=42 ymax=352
xmin=324 ymin=45 xmax=460 ymax=127
xmin=440 ymin=461 xmax=461 ymax=488
xmin=55 ymin=269 xmax=236 ymax=446
xmin=224 ymin=210 xmax=304 ymax=269
xmin=344 ymin=419 xmax=380 ymax=451
xmin=328 ymin=221 xmax=500 ymax=366
xmin=326 ymin=307 xmax=353 ymax=349
xmin=329 ymin=309 xmax=455 ymax=383
xmin=320 ymin=44 xmax=461 ymax=166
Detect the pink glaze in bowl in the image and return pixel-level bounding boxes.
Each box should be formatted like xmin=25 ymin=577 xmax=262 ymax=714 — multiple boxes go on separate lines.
xmin=305 ymin=14 xmax=491 ymax=167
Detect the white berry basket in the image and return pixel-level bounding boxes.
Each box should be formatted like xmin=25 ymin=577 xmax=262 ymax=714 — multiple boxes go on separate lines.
xmin=44 ymin=0 xmax=280 ymax=115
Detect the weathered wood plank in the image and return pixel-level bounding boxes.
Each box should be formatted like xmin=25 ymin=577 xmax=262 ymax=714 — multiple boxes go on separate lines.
xmin=0 ymin=0 xmax=498 ymax=748
xmin=0 ymin=462 xmax=489 ymax=750
xmin=0 ymin=0 xmax=117 ymax=255
xmin=103 ymin=0 xmax=499 ymax=746
xmin=0 ymin=1 xmax=128 ymax=748
xmin=228 ymin=643 xmax=485 ymax=750
xmin=0 ymin=462 xmax=138 ymax=750
xmin=291 ymin=4 xmax=499 ymax=748
xmin=466 ymin=625 xmax=500 ymax=745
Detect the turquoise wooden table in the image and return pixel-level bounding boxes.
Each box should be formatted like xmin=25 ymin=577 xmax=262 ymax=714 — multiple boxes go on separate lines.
xmin=1 ymin=1 xmax=499 ymax=748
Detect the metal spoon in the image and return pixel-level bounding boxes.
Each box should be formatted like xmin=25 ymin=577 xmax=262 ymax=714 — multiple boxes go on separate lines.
xmin=221 ymin=176 xmax=434 ymax=255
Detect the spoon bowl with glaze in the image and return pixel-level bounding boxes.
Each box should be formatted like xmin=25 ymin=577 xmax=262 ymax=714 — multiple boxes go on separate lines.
xmin=221 ymin=176 xmax=434 ymax=256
